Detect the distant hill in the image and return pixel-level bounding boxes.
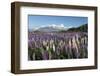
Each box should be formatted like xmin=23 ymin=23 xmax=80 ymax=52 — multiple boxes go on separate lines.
xmin=60 ymin=24 xmax=88 ymax=32
xmin=29 ymin=24 xmax=88 ymax=33
xmin=67 ymin=24 xmax=88 ymax=32
xmin=34 ymin=25 xmax=67 ymax=32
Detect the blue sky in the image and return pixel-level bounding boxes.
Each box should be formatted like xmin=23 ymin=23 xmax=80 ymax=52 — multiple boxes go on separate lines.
xmin=28 ymin=15 xmax=88 ymax=29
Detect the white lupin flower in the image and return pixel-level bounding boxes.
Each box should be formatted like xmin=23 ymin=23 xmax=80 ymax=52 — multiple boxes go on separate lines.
xmin=69 ymin=39 xmax=72 ymax=47
xmin=84 ymin=36 xmax=87 ymax=45
xmin=76 ymin=35 xmax=80 ymax=45
xmin=32 ymin=53 xmax=35 ymax=60
xmin=46 ymin=45 xmax=49 ymax=50
xmin=81 ymin=38 xmax=84 ymax=44
xmin=50 ymin=39 xmax=54 ymax=44
xmin=72 ymin=36 xmax=76 ymax=48
xmin=53 ymin=44 xmax=55 ymax=52
xmin=72 ymin=36 xmax=79 ymax=55
xmin=43 ymin=40 xmax=47 ymax=46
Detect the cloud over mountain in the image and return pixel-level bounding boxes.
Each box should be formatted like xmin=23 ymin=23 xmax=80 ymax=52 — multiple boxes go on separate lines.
xmin=48 ymin=24 xmax=65 ymax=29
xmin=29 ymin=24 xmax=75 ymax=32
xmin=35 ymin=24 xmax=68 ymax=32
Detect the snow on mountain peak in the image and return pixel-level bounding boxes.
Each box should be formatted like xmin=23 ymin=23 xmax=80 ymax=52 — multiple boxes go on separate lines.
xmin=48 ymin=24 xmax=65 ymax=29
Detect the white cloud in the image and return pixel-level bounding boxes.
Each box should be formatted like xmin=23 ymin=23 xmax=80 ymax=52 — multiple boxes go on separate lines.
xmin=34 ymin=24 xmax=73 ymax=30
xmin=60 ymin=24 xmax=64 ymax=27
xmin=48 ymin=24 xmax=65 ymax=29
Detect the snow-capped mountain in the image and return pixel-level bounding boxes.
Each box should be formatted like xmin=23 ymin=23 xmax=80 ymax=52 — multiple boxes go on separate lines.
xmin=35 ymin=24 xmax=68 ymax=32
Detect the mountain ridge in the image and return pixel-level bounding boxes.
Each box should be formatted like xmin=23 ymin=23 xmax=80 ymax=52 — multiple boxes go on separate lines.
xmin=29 ymin=24 xmax=88 ymax=32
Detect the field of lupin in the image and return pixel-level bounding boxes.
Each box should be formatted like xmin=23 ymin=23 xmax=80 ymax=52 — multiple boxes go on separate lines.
xmin=28 ymin=32 xmax=88 ymax=60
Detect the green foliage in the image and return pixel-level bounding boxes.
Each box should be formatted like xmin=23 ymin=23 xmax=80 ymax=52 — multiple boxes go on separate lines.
xmin=59 ymin=24 xmax=88 ymax=32
xmin=67 ymin=24 xmax=88 ymax=32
